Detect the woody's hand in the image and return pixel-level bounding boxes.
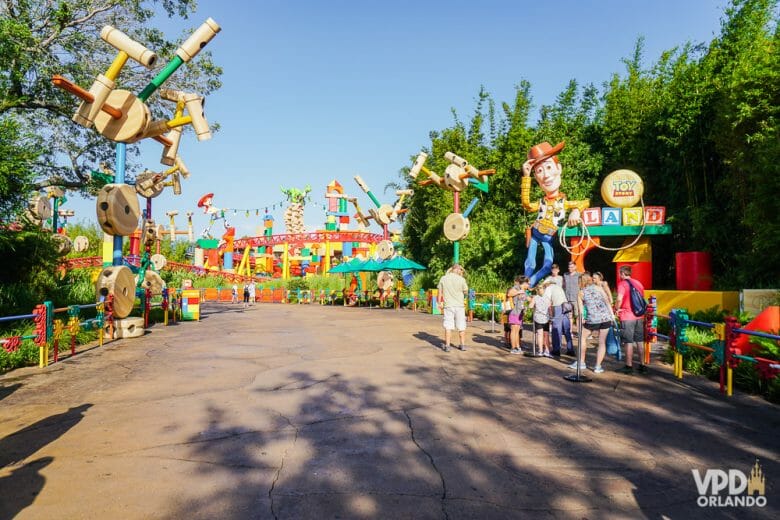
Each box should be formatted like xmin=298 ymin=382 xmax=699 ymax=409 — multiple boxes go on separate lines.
xmin=567 ymin=208 xmax=582 ymax=226
xmin=522 ymin=159 xmax=533 ymax=177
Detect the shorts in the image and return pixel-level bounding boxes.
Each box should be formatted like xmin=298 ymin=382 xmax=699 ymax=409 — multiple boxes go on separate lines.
xmin=533 ymin=321 xmax=549 ymax=332
xmin=566 ymin=300 xmax=579 ymax=319
xmin=508 ymin=312 xmax=523 ymax=326
xmin=621 ymin=318 xmax=645 ymax=343
xmin=584 ymin=321 xmax=611 ymax=331
xmin=443 ymin=307 xmax=467 ymax=332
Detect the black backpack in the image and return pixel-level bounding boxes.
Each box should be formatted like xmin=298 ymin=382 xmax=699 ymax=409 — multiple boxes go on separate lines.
xmin=627 ymin=280 xmax=647 ymax=316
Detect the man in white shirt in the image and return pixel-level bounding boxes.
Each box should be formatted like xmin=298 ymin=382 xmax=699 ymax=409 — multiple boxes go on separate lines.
xmin=437 ymin=264 xmax=469 ymax=352
xmin=543 ymin=278 xmax=568 ymax=357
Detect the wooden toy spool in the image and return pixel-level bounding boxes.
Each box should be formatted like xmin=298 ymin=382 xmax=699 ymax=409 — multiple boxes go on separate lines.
xmin=443 ymin=212 xmax=470 ymax=241
xmin=135 ymin=170 xmax=164 ymax=198
xmin=93 ymin=89 xmax=151 ymax=143
xmin=141 ymin=219 xmax=157 ymax=248
xmin=73 ymin=235 xmax=90 ymax=252
xmin=377 ymin=240 xmax=395 ymax=260
xmin=377 ymin=270 xmax=394 ymax=291
xmin=95 ymin=266 xmax=135 ymax=318
xmin=136 ymin=270 xmax=165 ymax=294
xmin=150 ymin=253 xmax=167 ymax=270
xmin=96 ymin=184 xmax=141 ymax=236
xmin=52 ymin=234 xmax=72 ymax=256
xmin=106 ymin=317 xmax=145 ymax=339
xmin=28 ymin=195 xmax=52 ymax=221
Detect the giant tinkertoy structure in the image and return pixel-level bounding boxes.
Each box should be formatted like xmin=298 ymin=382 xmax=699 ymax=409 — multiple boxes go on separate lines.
xmin=353 ymin=175 xmax=412 ymax=260
xmin=409 ymin=151 xmax=494 ymax=263
xmin=52 ymin=19 xmax=221 ymax=327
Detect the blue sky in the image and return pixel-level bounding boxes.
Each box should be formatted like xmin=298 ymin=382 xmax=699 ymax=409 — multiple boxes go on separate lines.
xmin=64 ymin=0 xmax=726 ymax=240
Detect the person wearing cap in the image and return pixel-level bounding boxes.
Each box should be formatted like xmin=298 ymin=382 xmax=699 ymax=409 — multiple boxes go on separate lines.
xmin=521 ymin=141 xmax=589 ymax=287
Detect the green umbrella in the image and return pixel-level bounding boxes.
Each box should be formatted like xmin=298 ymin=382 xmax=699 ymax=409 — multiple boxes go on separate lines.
xmin=358 ymin=258 xmax=386 ymax=272
xmin=328 ymin=258 xmax=364 ymax=273
xmin=383 ymin=256 xmax=427 ymax=271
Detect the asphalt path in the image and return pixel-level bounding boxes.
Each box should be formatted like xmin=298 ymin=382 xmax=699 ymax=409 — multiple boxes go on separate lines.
xmin=1 ymin=303 xmax=777 ymax=519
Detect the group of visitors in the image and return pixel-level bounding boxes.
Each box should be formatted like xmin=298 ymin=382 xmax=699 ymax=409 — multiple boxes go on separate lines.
xmin=436 ymin=262 xmax=647 ymax=375
xmin=231 ymin=282 xmax=256 ymax=307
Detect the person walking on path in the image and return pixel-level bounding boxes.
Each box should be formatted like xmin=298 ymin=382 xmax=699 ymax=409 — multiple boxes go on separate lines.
xmin=616 ymin=265 xmax=647 ymax=374
xmin=231 ymin=283 xmax=239 ymax=304
xmin=242 ymin=283 xmax=250 ymax=306
xmin=247 ymin=282 xmax=256 ymax=306
xmin=437 ymin=264 xmax=469 ymax=352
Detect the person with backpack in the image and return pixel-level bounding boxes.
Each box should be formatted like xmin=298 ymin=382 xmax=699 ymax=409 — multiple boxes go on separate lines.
xmin=615 ymin=265 xmax=647 ymax=374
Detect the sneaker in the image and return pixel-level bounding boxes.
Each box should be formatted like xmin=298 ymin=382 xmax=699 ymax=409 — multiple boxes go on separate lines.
xmin=567 ymin=361 xmax=587 ymax=370
xmin=593 ymin=365 xmax=604 ymax=374
xmin=565 ymin=350 xmax=576 ymax=356
xmin=459 ymin=345 xmax=467 ymax=351
xmin=617 ymin=365 xmax=634 ymax=375
xmin=443 ymin=345 xmax=450 ymax=352
xmin=637 ymin=364 xmax=648 ymax=374
xmin=543 ymin=352 xmax=553 ymax=358
xmin=510 ymin=348 xmax=521 ymax=354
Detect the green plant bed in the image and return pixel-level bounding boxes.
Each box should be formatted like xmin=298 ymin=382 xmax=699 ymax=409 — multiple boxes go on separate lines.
xmin=0 ymin=321 xmax=101 ymax=373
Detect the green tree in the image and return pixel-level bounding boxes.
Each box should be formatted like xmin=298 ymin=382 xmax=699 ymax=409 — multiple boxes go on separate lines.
xmin=0 ymin=117 xmax=42 ymax=218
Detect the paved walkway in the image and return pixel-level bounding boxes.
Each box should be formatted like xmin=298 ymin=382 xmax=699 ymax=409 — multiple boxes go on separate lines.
xmin=1 ymin=303 xmax=777 ymax=519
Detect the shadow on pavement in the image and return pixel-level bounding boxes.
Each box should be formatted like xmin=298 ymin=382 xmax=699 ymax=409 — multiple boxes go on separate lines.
xmin=413 ymin=331 xmax=444 ymax=349
xmin=0 ymin=404 xmax=92 ymax=520
xmin=0 ymin=383 xmax=21 ymax=401
xmin=164 ymin=354 xmax=779 ymax=519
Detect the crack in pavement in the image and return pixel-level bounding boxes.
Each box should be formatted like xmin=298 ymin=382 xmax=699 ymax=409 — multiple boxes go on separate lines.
xmin=269 ymin=412 xmax=299 ymax=520
xmin=255 ymin=374 xmax=339 ymax=392
xmin=403 ymin=409 xmax=449 ymax=520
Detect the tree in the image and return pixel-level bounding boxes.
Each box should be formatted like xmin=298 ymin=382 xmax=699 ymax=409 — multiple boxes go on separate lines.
xmin=0 ymin=117 xmax=42 ymax=219
xmin=0 ymin=0 xmax=223 ymax=198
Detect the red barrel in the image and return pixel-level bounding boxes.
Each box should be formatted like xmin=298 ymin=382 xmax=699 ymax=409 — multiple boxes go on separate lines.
xmin=675 ymin=252 xmax=713 ymax=290
xmin=616 ymin=261 xmax=652 ymax=290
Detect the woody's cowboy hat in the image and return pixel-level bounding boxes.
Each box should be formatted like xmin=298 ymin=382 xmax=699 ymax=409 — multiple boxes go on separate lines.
xmin=527 ymin=141 xmax=565 ymax=169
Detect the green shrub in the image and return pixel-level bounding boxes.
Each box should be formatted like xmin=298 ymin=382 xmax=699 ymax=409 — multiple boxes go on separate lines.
xmin=685 ymin=326 xmax=718 ymax=347
xmin=689 ymin=306 xmax=729 ymax=324
xmin=749 ymin=331 xmax=780 ymax=361
xmin=0 ymin=339 xmax=39 ymax=372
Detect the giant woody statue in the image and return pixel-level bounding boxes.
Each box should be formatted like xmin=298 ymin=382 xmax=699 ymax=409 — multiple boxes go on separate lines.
xmin=521 ymin=141 xmax=589 ymax=287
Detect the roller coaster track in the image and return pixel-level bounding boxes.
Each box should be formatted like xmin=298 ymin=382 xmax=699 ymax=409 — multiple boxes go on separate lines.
xmin=61 ymin=231 xmax=382 ymax=280
xmin=230 ymin=231 xmax=384 ymax=250
xmin=60 ymin=256 xmax=261 ymax=283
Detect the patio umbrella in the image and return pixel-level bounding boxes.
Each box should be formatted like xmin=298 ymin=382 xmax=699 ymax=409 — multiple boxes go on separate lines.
xmin=382 ymin=255 xmax=427 ymax=271
xmin=357 ymin=258 xmax=386 ymax=272
xmin=328 ymin=258 xmax=364 ymax=273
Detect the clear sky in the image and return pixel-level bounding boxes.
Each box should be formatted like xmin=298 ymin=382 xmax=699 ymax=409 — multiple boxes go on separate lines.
xmin=63 ymin=0 xmax=726 ymax=240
